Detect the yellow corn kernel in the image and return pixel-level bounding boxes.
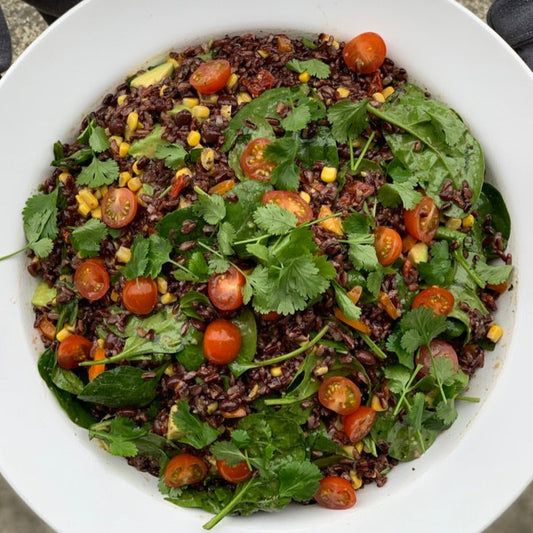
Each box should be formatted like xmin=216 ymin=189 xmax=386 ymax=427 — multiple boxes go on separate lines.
xmin=167 ymin=56 xmax=181 ymax=69
xmin=372 ymin=92 xmax=386 ymax=103
xmin=226 ymin=73 xmax=239 ymax=89
xmin=332 ymin=40 xmax=340 ymax=50
xmin=126 ymin=111 xmax=139 ymax=132
xmin=119 ymin=171 xmax=132 ymax=187
xmin=349 ymin=470 xmax=363 ymax=490
xmin=299 ymin=191 xmax=311 ymax=203
xmin=318 ymin=205 xmax=344 ymax=236
xmin=354 ymin=441 xmax=364 ymax=454
xmin=314 ymin=366 xmax=329 ymax=376
xmin=342 ymin=445 xmax=355 ymax=457
xmin=371 ymin=395 xmax=387 ymax=412
xmin=187 ymin=130 xmax=201 ymax=147
xmin=179 ymin=197 xmax=192 ymax=209
xmin=93 ymin=188 xmax=103 ymax=200
xmin=270 ymin=366 xmax=283 ymax=377
xmin=445 ymin=217 xmax=462 ymax=230
xmin=77 ymin=201 xmax=91 ymax=218
xmin=97 ymin=339 xmax=105 ymax=349
xmin=320 ymin=166 xmax=338 ymax=183
xmin=200 ymin=148 xmax=215 ymax=171
xmin=248 ymin=383 xmax=259 ymax=399
xmin=201 ymin=93 xmax=219 ymax=104
xmin=56 ymin=327 xmax=72 ymax=342
xmin=91 ymin=206 xmax=102 ymax=219
xmin=382 ymin=86 xmax=395 ymax=99
xmin=191 ymin=105 xmax=210 ymax=119
xmin=161 ymin=292 xmax=177 ymax=305
xmin=298 ymin=71 xmax=310 ymax=83
xmin=110 ymin=289 xmax=119 ymax=302
xmin=462 ymin=214 xmax=475 ymax=228
xmin=220 ymin=104 xmax=232 ymax=120
xmin=119 ymin=142 xmax=130 ymax=158
xmin=159 ymin=84 xmax=168 ymax=97
xmin=127 ymin=177 xmax=143 ymax=192
xmin=487 ymin=324 xmax=503 ymax=343
xmin=156 ymin=277 xmax=168 ymax=294
xmin=117 ymin=94 xmax=127 ymax=105
xmin=115 ymin=246 xmax=131 ymax=264
xmin=183 ymin=97 xmax=199 ymax=108
xmin=336 ymin=87 xmax=350 ymax=99
xmin=58 ymin=171 xmax=71 ymax=183
xmin=99 ymin=185 xmax=109 ymax=197
xmin=109 ymin=135 xmax=123 ymax=147
xmin=237 ymin=92 xmax=252 ymax=105
xmin=257 ymin=49 xmax=270 ymax=59
xmin=78 ymin=188 xmax=99 ymax=210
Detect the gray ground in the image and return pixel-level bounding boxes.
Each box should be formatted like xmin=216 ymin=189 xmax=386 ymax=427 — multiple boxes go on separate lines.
xmin=0 ymin=0 xmax=531 ymax=531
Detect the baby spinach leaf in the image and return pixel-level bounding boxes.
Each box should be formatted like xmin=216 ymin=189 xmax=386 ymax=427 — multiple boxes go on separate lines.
xmin=229 ymin=309 xmax=258 ymax=377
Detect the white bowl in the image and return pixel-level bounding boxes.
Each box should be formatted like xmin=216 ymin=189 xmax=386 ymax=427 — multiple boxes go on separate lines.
xmin=0 ymin=0 xmax=531 ymax=532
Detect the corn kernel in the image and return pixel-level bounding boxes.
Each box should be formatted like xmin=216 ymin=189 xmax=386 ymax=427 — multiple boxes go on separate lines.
xmin=56 ymin=327 xmax=72 ymax=342
xmin=355 ymin=441 xmax=364 ymax=454
xmin=119 ymin=171 xmax=132 ymax=187
xmin=78 ymin=188 xmax=99 ymax=210
xmin=487 ymin=324 xmax=503 ymax=343
xmin=77 ymin=201 xmax=91 ymax=217
xmin=462 ymin=214 xmax=475 ymax=228
xmin=110 ymin=289 xmax=119 ymax=302
xmin=119 ymin=142 xmax=130 ymax=157
xmin=445 ymin=217 xmax=462 ymax=230
xmin=191 ymin=104 xmax=210 ymax=119
xmin=343 ymin=445 xmax=355 ymax=457
xmin=109 ymin=135 xmax=123 ymax=148
xmin=183 ymin=97 xmax=199 ymax=108
xmin=298 ymin=71 xmax=310 ymax=83
xmin=226 ymin=73 xmax=239 ymax=89
xmin=349 ymin=470 xmax=363 ymax=490
xmin=336 ymin=87 xmax=350 ymax=99
xmin=248 ymin=383 xmax=259 ymax=399
xmin=200 ymin=148 xmax=215 ymax=171
xmin=179 ymin=197 xmax=192 ymax=209
xmin=117 ymin=94 xmax=127 ymax=105
xmin=320 ymin=166 xmax=338 ymax=183
xmin=220 ymin=104 xmax=232 ymax=120
xmin=332 ymin=40 xmax=340 ymax=50
xmin=299 ymin=191 xmax=311 ymax=203
xmin=97 ymin=339 xmax=105 ymax=349
xmin=237 ymin=92 xmax=252 ymax=105
xmin=371 ymin=395 xmax=387 ymax=412
xmin=318 ymin=205 xmax=344 ymax=236
xmin=314 ymin=366 xmax=329 ymax=376
xmin=115 ymin=246 xmax=131 ymax=264
xmin=161 ymin=292 xmax=177 ymax=305
xmin=127 ymin=177 xmax=143 ymax=192
xmin=126 ymin=111 xmax=139 ymax=132
xmin=91 ymin=206 xmax=102 ymax=219
xmin=164 ymin=365 xmax=176 ymax=377
xmin=382 ymin=86 xmax=395 ymax=99
xmin=257 ymin=49 xmax=270 ymax=59
xmin=58 ymin=171 xmax=71 ymax=183
xmin=166 ymin=56 xmax=181 ymax=69
xmin=156 ymin=277 xmax=168 ymax=294
xmin=187 ymin=130 xmax=201 ymax=147
xmin=99 ymin=185 xmax=109 ymax=197
xmin=201 ymin=93 xmax=219 ymax=104
xmin=373 ymin=92 xmax=386 ymax=103
xmin=270 ymin=366 xmax=283 ymax=377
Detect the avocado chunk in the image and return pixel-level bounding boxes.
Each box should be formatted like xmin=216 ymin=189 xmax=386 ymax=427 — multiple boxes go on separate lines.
xmin=408 ymin=242 xmax=429 ymax=265
xmin=130 ymin=61 xmax=174 ymax=89
xmin=31 ymin=281 xmax=57 ymax=307
xmin=166 ymin=403 xmax=185 ymax=441
xmin=129 ymin=124 xmax=166 ymax=158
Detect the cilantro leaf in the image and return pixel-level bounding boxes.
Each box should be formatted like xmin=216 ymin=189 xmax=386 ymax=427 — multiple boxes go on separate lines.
xmin=332 ymin=281 xmax=361 ymax=321
xmin=418 ymin=241 xmax=452 ymax=287
xmin=120 ymin=234 xmax=150 ymax=279
xmin=31 ymin=238 xmax=54 ymax=258
xmin=77 ymin=119 xmax=110 ymax=153
xmin=145 ymin=234 xmax=173 ymax=279
xmin=253 ymin=204 xmax=298 ymax=235
xmin=231 ymin=429 xmax=252 ymax=448
xmin=208 ymin=255 xmax=231 ymax=274
xmin=193 ymin=189 xmax=226 ymax=225
xmin=210 ymin=440 xmax=247 ymax=467
xmin=264 ymin=137 xmax=300 ymax=191
xmin=474 ymin=261 xmax=513 ymax=285
xmin=327 ymin=99 xmax=369 ymax=143
xmin=280 ymin=104 xmax=312 ymax=132
xmin=22 ymin=189 xmax=59 ymax=243
xmin=378 ymin=181 xmax=423 ymax=210
xmin=121 ymin=234 xmax=173 ymax=279
xmin=217 ymin=222 xmax=236 ymax=256
xmin=155 ymin=143 xmax=188 ymax=169
xmin=285 ymin=58 xmax=330 ymax=79
xmin=399 ymin=307 xmax=447 ymax=353
xmin=348 ymin=233 xmax=379 ymax=270
xmin=435 ymin=398 xmax=458 ymax=426
xmin=278 ymin=460 xmax=321 ymax=501
xmin=77 ymin=156 xmax=119 ymax=187
xmin=70 ymin=219 xmax=108 ymax=258
xmin=89 ymin=416 xmax=147 ymax=457
xmin=173 ymin=400 xmax=221 ymax=449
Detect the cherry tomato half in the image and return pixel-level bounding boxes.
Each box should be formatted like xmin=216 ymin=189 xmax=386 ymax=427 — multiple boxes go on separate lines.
xmin=262 ymin=190 xmax=313 ymax=225
xmin=74 ymin=259 xmax=110 ymax=301
xmin=374 ymin=226 xmax=402 ymax=267
xmin=216 ymin=459 xmax=252 ymax=483
xmin=342 ymin=32 xmax=387 ymax=75
xmin=190 ymin=59 xmax=231 ymax=94
xmin=164 ymin=454 xmax=208 ymax=488
xmin=122 ymin=277 xmax=158 ymax=315
xmin=203 ymin=319 xmax=242 ymax=365
xmin=240 ymin=138 xmax=276 ymax=181
xmin=102 ymin=188 xmax=138 ymax=229
xmin=57 ymin=334 xmax=92 ymax=370
xmin=343 ymin=406 xmax=377 ymax=443
xmin=412 ymin=286 xmax=455 ymax=316
xmin=314 ymin=476 xmax=357 ymax=510
xmin=318 ymin=376 xmax=362 ymax=416
xmin=404 ymin=196 xmax=440 ymax=244
xmin=416 ymin=339 xmax=458 ymax=378
xmin=207 ymin=266 xmax=246 ymax=311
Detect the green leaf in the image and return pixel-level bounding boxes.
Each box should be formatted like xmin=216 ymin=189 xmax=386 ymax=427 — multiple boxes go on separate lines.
xmin=23 ymin=188 xmax=59 ymax=244
xmin=77 ymin=156 xmax=119 ymax=187
xmin=178 ymin=291 xmax=212 ymax=319
xmin=30 ymin=238 xmax=54 ymax=258
xmin=399 ymin=307 xmax=447 ymax=352
xmin=264 ymin=137 xmax=300 ymax=191
xmin=173 ymin=400 xmax=221 ymax=449
xmin=252 ymin=203 xmax=298 ymax=235
xmin=193 ymin=189 xmax=226 ymax=225
xmin=210 ymin=440 xmax=247 ymax=467
xmin=474 ymin=261 xmax=513 ymax=285
xmin=229 ymin=309 xmax=258 ymax=377
xmin=278 ymin=460 xmax=321 ymax=501
xmin=217 ymin=222 xmax=236 ymax=256
xmin=418 ymin=241 xmax=453 ymax=287
xmin=120 ymin=234 xmax=150 ymax=279
xmin=121 ymin=234 xmax=173 ymax=280
xmin=89 ymin=417 xmax=147 ymax=457
xmin=332 ymin=281 xmax=361 ymax=321
xmin=51 ymin=365 xmax=85 ymax=395
xmin=280 ymin=104 xmax=312 ymax=132
xmin=77 ymin=118 xmax=110 ymax=153
xmin=327 ymin=99 xmax=369 ymax=143
xmin=285 ymin=58 xmax=330 ymax=78
xmin=347 ymin=233 xmax=379 ymax=271
xmin=70 ymin=219 xmax=108 ymax=258
xmin=155 ymin=143 xmax=188 ymax=169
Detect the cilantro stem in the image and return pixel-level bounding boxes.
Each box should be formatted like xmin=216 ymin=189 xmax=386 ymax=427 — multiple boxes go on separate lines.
xmin=196 ymin=241 xmax=247 ymax=278
xmin=427 ymin=343 xmax=448 ymax=403
xmin=203 ymin=478 xmax=254 ymax=530
xmin=232 ymin=234 xmax=270 ymax=246
xmin=240 ymin=325 xmax=329 ymax=370
xmin=392 ymin=364 xmax=423 ymax=417
xmin=456 ymin=395 xmax=480 ymax=403
xmin=0 ymin=244 xmax=29 ymax=262
xmin=158 ymin=185 xmax=172 ymax=199
xmin=452 ymin=249 xmax=486 ymax=289
xmin=350 ymin=131 xmax=375 ymax=173
xmin=357 ymin=332 xmax=387 ymax=360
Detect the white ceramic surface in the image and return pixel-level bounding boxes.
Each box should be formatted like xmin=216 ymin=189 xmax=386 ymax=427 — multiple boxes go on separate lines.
xmin=0 ymin=0 xmax=531 ymax=532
